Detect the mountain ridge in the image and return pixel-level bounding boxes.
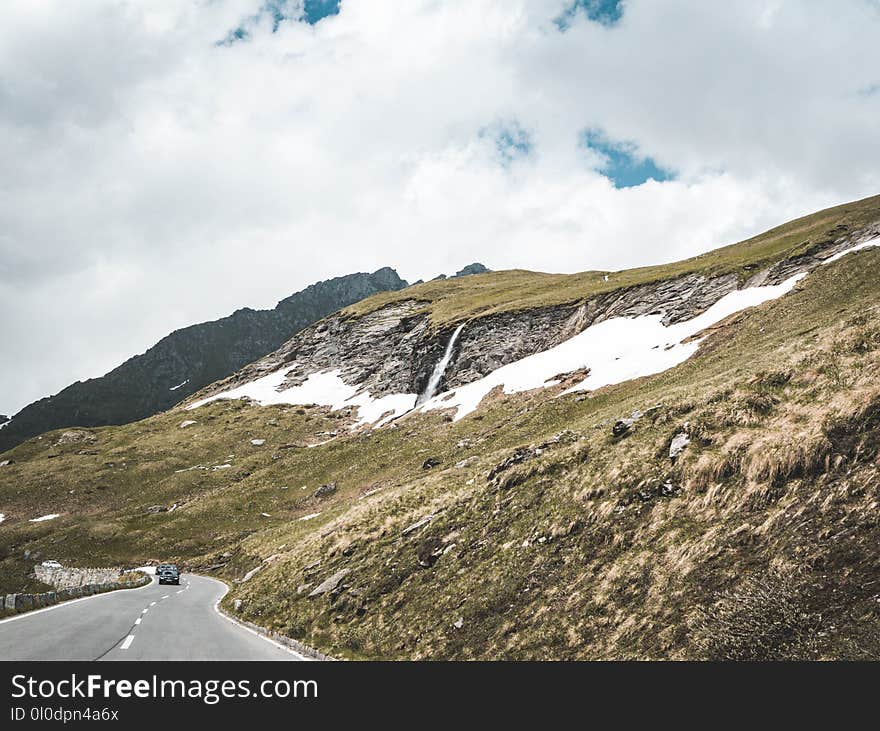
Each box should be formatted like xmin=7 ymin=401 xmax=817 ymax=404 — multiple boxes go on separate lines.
xmin=0 ymin=267 xmax=408 ymax=453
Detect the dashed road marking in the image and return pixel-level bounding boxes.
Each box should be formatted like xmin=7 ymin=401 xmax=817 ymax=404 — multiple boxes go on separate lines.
xmin=135 ymin=618 xmax=141 ymax=625
xmin=142 ymin=608 xmax=148 ymax=614
xmin=162 ymin=595 xmax=169 ymax=599
xmin=176 ymin=590 xmax=184 ymax=594
xmin=150 ymin=601 xmax=156 ymax=606
xmin=120 ymin=635 xmax=135 ymax=650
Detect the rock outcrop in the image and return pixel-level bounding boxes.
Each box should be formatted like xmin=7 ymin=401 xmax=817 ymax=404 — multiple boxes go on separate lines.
xmin=189 ymin=225 xmax=880 ymax=420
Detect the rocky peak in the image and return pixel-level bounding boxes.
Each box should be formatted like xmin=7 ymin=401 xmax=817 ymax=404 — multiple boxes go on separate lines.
xmin=454 ymin=263 xmax=490 ymax=277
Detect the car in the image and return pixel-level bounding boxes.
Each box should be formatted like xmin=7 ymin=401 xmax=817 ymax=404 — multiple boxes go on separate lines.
xmin=157 ymin=564 xmax=180 ymax=585
xmin=41 ymin=560 xmax=63 ymax=569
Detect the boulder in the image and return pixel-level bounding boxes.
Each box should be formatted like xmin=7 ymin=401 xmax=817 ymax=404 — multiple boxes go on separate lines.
xmin=417 ymin=538 xmax=444 ymax=568
xmin=487 ymin=447 xmax=536 ymax=481
xmin=146 ymin=505 xmax=167 ymax=514
xmin=669 ymin=429 xmax=690 ymax=461
xmin=402 ymin=514 xmax=434 ymax=536
xmin=612 ymin=418 xmax=635 ymax=437
xmin=422 ymin=457 xmax=441 ymax=470
xmin=313 ymin=482 xmax=337 ymax=499
xmin=308 ymin=569 xmax=350 ymax=597
xmin=56 ymin=430 xmax=96 ymax=445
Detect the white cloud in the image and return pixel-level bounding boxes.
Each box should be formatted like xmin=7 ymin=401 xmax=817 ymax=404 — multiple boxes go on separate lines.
xmin=1 ymin=0 xmax=879 ymax=413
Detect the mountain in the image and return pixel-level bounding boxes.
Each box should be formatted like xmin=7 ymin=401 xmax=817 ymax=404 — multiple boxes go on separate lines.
xmin=2 ymin=194 xmax=880 ymax=659
xmin=0 ymin=268 xmax=407 ymax=453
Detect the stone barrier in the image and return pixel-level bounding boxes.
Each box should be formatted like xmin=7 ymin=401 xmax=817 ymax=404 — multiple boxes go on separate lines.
xmin=33 ymin=565 xmax=127 ymax=589
xmin=1 ymin=572 xmax=151 ymax=618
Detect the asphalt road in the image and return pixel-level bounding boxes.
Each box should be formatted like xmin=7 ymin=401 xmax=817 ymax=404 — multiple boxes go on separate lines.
xmin=0 ymin=574 xmax=303 ymax=661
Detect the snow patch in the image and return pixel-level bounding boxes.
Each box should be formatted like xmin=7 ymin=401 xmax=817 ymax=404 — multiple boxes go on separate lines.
xmin=186 ymin=236 xmax=880 ymax=427
xmin=299 ymin=512 xmax=321 ymax=521
xmin=188 ymin=366 xmax=417 ymax=427
xmin=416 ymin=237 xmax=879 ymax=420
xmin=0 ymin=513 xmax=6 ymax=523
xmin=822 ymin=234 xmax=880 ymax=265
xmin=29 ymin=513 xmax=60 ymax=523
xmin=169 ymin=379 xmax=189 ymax=391
xmin=417 ymin=273 xmax=806 ymax=421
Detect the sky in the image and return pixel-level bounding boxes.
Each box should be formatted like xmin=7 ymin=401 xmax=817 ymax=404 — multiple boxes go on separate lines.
xmin=1 ymin=0 xmax=880 ymax=415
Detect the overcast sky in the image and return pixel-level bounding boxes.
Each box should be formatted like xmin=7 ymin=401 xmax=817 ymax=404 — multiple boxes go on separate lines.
xmin=2 ymin=0 xmax=879 ymax=416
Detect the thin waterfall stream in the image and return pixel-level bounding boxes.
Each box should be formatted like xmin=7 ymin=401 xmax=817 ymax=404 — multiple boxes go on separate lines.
xmin=416 ymin=324 xmax=465 ymax=405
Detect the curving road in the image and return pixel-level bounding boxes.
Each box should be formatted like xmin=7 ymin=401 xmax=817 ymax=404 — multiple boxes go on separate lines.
xmin=0 ymin=574 xmax=303 ymax=661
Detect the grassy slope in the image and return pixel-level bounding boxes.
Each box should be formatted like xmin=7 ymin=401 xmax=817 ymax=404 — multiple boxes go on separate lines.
xmin=227 ymin=248 xmax=880 ymax=659
xmin=1 ymin=198 xmax=879 ymax=658
xmin=344 ymin=193 xmax=880 ymax=326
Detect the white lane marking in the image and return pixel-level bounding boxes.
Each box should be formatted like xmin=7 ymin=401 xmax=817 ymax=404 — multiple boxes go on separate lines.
xmin=162 ymin=595 xmax=169 ymax=599
xmin=142 ymin=608 xmax=148 ymax=614
xmin=120 ymin=635 xmax=135 ymax=650
xmin=176 ymin=590 xmax=184 ymax=594
xmin=0 ymin=576 xmax=155 ymax=626
xmin=135 ymin=618 xmax=142 ymax=625
xmin=150 ymin=601 xmax=156 ymax=606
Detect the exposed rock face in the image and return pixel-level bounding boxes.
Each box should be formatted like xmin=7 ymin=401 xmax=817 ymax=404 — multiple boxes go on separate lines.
xmin=189 ymin=228 xmax=880 ymax=416
xmin=0 ymin=268 xmax=408 ymax=453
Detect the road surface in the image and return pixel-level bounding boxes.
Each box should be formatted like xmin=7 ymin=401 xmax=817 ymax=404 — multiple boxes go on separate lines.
xmin=0 ymin=574 xmax=303 ymax=661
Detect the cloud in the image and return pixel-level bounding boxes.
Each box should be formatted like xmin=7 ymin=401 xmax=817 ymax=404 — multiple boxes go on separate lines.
xmin=1 ymin=0 xmax=879 ymax=414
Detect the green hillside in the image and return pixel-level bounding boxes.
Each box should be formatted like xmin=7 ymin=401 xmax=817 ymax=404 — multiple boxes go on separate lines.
xmin=1 ymin=198 xmax=879 ymax=659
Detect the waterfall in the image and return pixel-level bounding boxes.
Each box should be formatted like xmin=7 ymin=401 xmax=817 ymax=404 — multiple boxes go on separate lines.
xmin=417 ymin=324 xmax=465 ymax=405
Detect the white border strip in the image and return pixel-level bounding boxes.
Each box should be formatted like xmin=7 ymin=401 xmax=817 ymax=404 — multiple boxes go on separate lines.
xmin=201 ymin=575 xmax=313 ymax=661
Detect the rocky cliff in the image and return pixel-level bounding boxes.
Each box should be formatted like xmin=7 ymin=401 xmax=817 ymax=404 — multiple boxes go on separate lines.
xmin=0 ymin=268 xmax=407 ymax=453
xmin=190 ymin=222 xmax=880 ymax=415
